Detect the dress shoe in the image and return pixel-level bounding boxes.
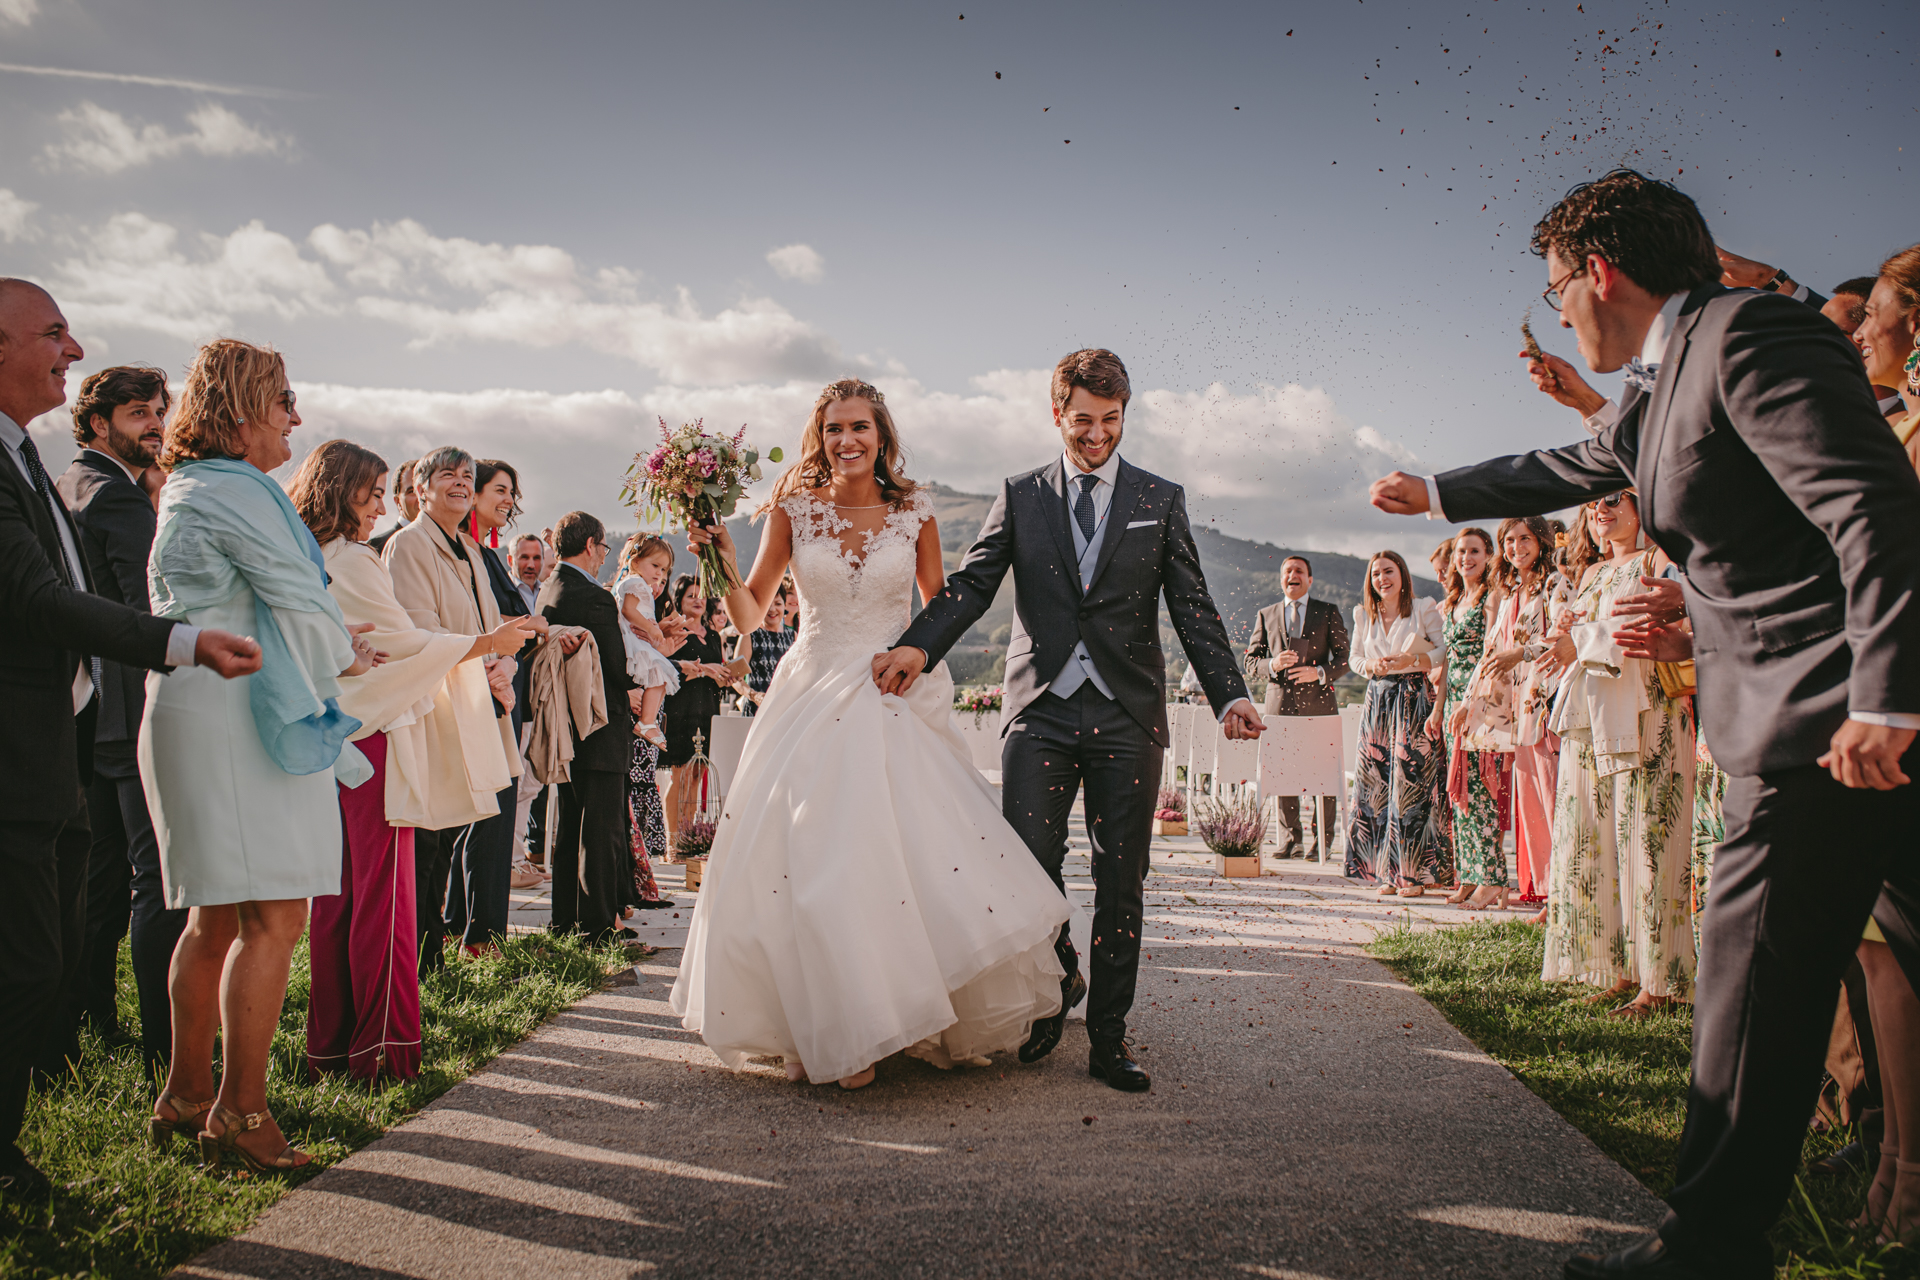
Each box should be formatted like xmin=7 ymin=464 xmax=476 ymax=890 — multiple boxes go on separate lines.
xmin=1088 ymin=1039 xmax=1151 ymax=1092
xmin=633 ymin=898 xmax=676 ymax=910
xmin=1018 ymin=972 xmax=1087 ymax=1064
xmin=0 ymin=1148 xmax=51 ymax=1202
xmin=1810 ymin=1138 xmax=1876 ymax=1177
xmin=1563 ymin=1233 xmax=1714 ymax=1279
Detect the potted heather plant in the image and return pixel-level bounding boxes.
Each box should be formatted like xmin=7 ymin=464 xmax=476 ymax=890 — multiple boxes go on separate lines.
xmin=673 ymin=818 xmax=718 ymax=891
xmin=1192 ymin=794 xmax=1266 ymax=877
xmin=1152 ymin=787 xmax=1188 ymax=837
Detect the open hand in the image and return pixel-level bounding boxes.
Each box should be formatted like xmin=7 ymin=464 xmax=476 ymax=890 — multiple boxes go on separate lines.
xmin=1616 ymin=621 xmax=1693 ymax=664
xmin=1369 ymin=471 xmax=1431 ymax=515
xmin=872 ymin=646 xmax=927 ymax=697
xmin=1819 ymin=721 xmax=1915 ymax=790
xmin=192 ymin=628 xmax=263 ymax=678
xmin=1221 ymin=701 xmax=1265 ymax=741
xmin=1611 ymin=575 xmax=1686 ymax=626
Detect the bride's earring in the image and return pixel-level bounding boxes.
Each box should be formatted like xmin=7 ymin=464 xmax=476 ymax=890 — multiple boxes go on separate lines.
xmin=1906 ymin=331 xmax=1920 ymax=397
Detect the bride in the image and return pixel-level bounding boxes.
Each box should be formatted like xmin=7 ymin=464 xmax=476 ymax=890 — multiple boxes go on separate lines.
xmin=670 ymin=378 xmax=1068 ymax=1089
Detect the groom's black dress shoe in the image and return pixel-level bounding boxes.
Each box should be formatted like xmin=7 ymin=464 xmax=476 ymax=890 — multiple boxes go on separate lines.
xmin=1563 ymin=1234 xmax=1712 ymax=1279
xmin=1018 ymin=972 xmax=1086 ymax=1064
xmin=1088 ymin=1039 xmax=1151 ymax=1092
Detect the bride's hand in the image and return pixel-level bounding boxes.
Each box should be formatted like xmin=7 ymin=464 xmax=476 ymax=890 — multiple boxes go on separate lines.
xmin=686 ymin=518 xmax=738 ymax=566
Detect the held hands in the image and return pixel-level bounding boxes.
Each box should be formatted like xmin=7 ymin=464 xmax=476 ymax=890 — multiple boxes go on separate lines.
xmin=343 ymin=622 xmax=386 ymax=677
xmin=193 ymin=629 xmax=263 ymax=678
xmin=1222 ymin=701 xmax=1266 ymax=741
xmin=1521 ymin=349 xmax=1607 ymax=416
xmin=1819 ymin=721 xmax=1915 ymax=791
xmin=1368 ymin=472 xmax=1431 ymax=516
xmin=872 ymin=646 xmax=928 ymax=697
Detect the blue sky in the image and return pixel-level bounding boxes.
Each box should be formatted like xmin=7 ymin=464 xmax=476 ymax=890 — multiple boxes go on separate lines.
xmin=1 ymin=0 xmax=1910 ymax=563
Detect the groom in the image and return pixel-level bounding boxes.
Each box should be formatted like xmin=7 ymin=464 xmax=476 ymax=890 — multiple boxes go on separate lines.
xmin=875 ymin=348 xmax=1263 ymax=1092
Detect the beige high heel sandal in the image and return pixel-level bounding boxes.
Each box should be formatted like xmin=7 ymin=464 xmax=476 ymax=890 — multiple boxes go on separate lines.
xmin=1880 ymin=1158 xmax=1920 ymax=1244
xmin=148 ymin=1092 xmax=215 ymax=1149
xmin=1852 ymin=1144 xmax=1898 ymax=1229
xmin=197 ymin=1103 xmax=308 ymax=1174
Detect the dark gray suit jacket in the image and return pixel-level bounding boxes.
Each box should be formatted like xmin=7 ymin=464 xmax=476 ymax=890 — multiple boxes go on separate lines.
xmin=1436 ymin=283 xmax=1920 ymax=776
xmin=898 ymin=457 xmax=1250 ymax=747
xmin=56 ymin=451 xmax=156 ymax=748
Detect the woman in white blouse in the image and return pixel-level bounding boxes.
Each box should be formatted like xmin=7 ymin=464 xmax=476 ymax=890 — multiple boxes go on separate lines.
xmin=1343 ymin=551 xmax=1449 ymax=896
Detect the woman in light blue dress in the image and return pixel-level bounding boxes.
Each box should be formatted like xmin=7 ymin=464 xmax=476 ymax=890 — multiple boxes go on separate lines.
xmin=141 ymin=340 xmax=374 ymax=1174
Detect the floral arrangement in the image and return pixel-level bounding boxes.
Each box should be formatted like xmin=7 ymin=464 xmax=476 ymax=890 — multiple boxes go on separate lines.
xmin=1191 ymin=795 xmax=1265 ymax=857
xmin=672 ymin=818 xmax=718 ymax=860
xmin=1153 ymin=787 xmax=1187 ymax=823
xmin=954 ymin=685 xmax=1003 ymax=727
xmin=622 ymin=418 xmax=782 ymax=598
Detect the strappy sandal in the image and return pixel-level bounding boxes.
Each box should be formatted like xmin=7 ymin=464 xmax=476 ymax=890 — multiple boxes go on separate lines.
xmin=148 ymin=1091 xmax=215 ymax=1149
xmin=1855 ymin=1145 xmax=1899 ymax=1229
xmin=1880 ymin=1158 xmax=1920 ymax=1244
xmin=197 ymin=1103 xmax=309 ymax=1173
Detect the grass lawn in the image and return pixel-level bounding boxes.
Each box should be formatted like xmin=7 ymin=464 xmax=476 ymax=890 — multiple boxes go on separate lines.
xmin=1370 ymin=918 xmax=1917 ymax=1279
xmin=0 ymin=931 xmax=630 ymax=1280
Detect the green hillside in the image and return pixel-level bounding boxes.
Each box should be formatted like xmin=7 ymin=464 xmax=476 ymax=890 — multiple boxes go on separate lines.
xmin=620 ymin=480 xmax=1436 ymax=689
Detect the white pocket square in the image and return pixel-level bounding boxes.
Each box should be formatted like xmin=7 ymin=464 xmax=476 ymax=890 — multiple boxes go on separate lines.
xmin=1125 ymin=520 xmax=1158 ymax=529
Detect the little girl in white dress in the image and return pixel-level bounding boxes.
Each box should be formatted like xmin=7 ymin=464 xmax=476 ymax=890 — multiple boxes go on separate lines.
xmin=613 ymin=535 xmax=681 ymax=749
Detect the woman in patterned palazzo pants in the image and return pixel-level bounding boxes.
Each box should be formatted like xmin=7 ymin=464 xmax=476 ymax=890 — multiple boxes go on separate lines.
xmin=1538 ymin=493 xmax=1696 ymax=1018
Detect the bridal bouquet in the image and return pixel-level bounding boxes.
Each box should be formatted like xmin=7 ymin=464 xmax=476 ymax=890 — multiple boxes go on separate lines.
xmin=622 ymin=419 xmax=782 ymax=598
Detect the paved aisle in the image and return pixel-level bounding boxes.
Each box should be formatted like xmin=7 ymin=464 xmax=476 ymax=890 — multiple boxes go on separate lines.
xmin=182 ymin=839 xmax=1663 ymax=1280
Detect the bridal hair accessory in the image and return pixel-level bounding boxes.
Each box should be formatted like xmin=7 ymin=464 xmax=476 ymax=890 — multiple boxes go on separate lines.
xmin=820 ymin=378 xmax=885 ymax=405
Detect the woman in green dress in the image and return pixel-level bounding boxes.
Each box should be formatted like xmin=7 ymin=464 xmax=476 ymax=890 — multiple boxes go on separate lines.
xmin=1536 ymin=492 xmax=1697 ymax=1018
xmin=1430 ymin=528 xmax=1509 ymax=907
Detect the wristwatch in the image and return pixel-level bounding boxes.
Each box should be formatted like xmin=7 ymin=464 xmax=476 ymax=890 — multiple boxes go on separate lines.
xmin=1760 ymin=268 xmax=1791 ymax=293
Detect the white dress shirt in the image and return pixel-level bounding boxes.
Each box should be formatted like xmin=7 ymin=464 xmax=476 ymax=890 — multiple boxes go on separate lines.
xmin=1418 ymin=294 xmax=1920 ymax=732
xmin=0 ymin=415 xmax=199 ymax=710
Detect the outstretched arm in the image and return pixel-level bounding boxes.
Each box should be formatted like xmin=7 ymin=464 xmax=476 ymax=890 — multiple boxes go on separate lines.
xmin=878 ymin=483 xmax=1015 ymax=695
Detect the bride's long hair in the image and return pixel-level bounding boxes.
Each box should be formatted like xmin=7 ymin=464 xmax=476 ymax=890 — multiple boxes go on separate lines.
xmin=762 ymin=378 xmax=919 ymax=514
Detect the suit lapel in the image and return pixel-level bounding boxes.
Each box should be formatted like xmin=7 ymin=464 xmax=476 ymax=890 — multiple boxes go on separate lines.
xmin=0 ymin=446 xmax=82 ymax=591
xmin=1637 ymin=287 xmax=1712 ymax=538
xmin=1086 ymin=458 xmax=1142 ymax=593
xmin=1036 ymin=458 xmax=1082 ymax=593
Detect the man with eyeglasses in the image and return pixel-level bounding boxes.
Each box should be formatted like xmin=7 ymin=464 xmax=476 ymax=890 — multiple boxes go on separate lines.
xmin=1369 ymin=170 xmax=1920 ymax=1280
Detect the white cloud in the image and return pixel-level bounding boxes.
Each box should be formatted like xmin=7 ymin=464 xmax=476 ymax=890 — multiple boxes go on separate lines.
xmin=43 ymin=101 xmax=287 ymax=173
xmin=0 ymin=188 xmax=36 ymax=241
xmin=0 ymin=0 xmax=38 ymax=27
xmin=765 ymin=243 xmax=825 ymax=284
xmin=54 ymin=213 xmax=336 ymax=339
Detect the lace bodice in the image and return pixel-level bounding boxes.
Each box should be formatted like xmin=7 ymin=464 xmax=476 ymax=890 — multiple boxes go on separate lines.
xmin=781 ymin=490 xmax=933 ymax=664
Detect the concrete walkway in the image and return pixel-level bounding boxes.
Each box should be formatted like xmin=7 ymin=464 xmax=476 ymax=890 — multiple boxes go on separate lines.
xmin=181 ymin=832 xmax=1664 ymax=1280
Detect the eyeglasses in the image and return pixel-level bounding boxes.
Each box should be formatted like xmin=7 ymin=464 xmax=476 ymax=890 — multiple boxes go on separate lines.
xmin=1542 ymin=266 xmax=1582 ymax=312
xmin=278 ymin=390 xmax=298 ymax=411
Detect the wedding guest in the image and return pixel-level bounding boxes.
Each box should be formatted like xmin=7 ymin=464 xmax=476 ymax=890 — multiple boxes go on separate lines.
xmin=1480 ymin=516 xmax=1568 ymax=917
xmin=612 ymin=535 xmax=680 ymax=912
xmin=1242 ymin=556 xmax=1349 ymax=858
xmin=0 ymin=281 xmax=259 ymax=1199
xmin=383 ymin=448 xmax=519 ymax=963
xmin=471 ymin=459 xmax=552 ymax=892
xmin=1433 ymin=528 xmax=1509 ymax=907
xmin=142 ymin=338 xmax=375 ymax=1174
xmin=733 ymin=579 xmax=797 ymax=717
xmin=52 ymin=366 xmax=179 ymax=1072
xmin=509 ymin=532 xmax=552 ymax=863
xmin=291 ymin=441 xmax=533 ymax=1080
xmin=1858 ymin=246 xmax=1920 ymax=468
xmin=537 ymin=511 xmax=635 ymax=940
xmin=1343 ymin=550 xmax=1447 ymax=897
xmin=367 ymin=459 xmax=416 ymax=555
xmin=661 ymin=574 xmax=728 ymax=835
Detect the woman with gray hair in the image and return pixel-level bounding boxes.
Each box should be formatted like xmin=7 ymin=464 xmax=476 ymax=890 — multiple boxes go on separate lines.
xmin=382 ymin=446 xmax=519 ymax=965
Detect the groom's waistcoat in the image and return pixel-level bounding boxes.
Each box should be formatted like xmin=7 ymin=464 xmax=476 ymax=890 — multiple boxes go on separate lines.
xmin=898 ymin=456 xmax=1248 ymax=747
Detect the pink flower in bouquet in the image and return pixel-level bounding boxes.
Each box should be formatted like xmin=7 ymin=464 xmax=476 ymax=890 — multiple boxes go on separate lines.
xmin=691 ymin=447 xmax=718 ymax=477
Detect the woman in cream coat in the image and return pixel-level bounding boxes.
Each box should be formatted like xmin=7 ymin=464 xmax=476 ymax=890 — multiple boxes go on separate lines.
xmin=291 ymin=441 xmax=533 ymax=1080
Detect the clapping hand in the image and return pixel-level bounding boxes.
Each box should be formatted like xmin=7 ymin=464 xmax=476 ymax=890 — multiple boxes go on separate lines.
xmin=192 ymin=629 xmax=263 ymax=678
xmin=343 ymin=622 xmax=386 ymax=677
xmin=1610 ymin=576 xmax=1686 ymax=626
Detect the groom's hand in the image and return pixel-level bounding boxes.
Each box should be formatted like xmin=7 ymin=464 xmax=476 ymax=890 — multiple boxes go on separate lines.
xmin=1221 ymin=700 xmax=1266 ymax=741
xmin=872 ymin=645 xmax=928 ymax=697
xmin=1369 ymin=472 xmax=1431 ymax=515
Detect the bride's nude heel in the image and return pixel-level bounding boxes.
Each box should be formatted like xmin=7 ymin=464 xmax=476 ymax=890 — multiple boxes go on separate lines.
xmin=838 ymin=1066 xmax=875 ymax=1090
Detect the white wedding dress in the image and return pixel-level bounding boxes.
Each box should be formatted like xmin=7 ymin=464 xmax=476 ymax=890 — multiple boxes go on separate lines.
xmin=670 ymin=490 xmax=1068 ymax=1083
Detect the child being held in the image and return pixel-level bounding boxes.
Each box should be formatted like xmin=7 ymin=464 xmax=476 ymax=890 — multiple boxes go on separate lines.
xmin=613 ymin=535 xmax=683 ymax=750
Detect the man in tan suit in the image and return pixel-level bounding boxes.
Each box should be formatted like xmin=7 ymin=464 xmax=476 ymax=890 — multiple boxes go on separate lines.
xmin=1243 ymin=557 xmax=1349 ymax=857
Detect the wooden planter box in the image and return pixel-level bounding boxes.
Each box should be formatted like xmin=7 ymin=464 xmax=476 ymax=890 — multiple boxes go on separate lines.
xmin=682 ymin=857 xmax=707 ymax=892
xmin=1153 ymin=819 xmax=1188 ymax=836
xmin=1214 ymin=853 xmax=1262 ymax=878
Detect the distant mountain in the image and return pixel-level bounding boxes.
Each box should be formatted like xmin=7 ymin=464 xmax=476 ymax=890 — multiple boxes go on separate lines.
xmin=614 ymin=480 xmax=1437 ymax=688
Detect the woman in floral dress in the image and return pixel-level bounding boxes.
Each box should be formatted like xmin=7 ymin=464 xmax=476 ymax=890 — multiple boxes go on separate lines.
xmin=1538 ymin=492 xmax=1697 ymax=1017
xmin=1431 ymin=529 xmax=1508 ymax=907
xmin=1344 ymin=551 xmax=1449 ymax=896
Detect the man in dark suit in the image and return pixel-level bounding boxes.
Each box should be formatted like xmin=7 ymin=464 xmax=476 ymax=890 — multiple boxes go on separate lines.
xmin=1243 ymin=556 xmax=1350 ymax=859
xmin=880 ymin=349 xmax=1263 ymax=1093
xmin=366 ymin=458 xmax=416 ymax=556
xmin=52 ymin=366 xmax=186 ymax=1075
xmin=1369 ymin=172 xmax=1920 ymax=1280
xmin=0 ymin=279 xmax=260 ymax=1199
xmin=536 ymin=510 xmax=634 ymax=943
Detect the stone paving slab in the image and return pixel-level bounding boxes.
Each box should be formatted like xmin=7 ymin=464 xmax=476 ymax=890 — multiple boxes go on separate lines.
xmin=181 ymin=828 xmax=1663 ymax=1280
